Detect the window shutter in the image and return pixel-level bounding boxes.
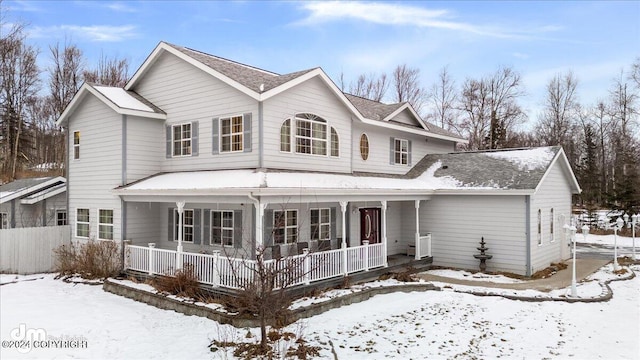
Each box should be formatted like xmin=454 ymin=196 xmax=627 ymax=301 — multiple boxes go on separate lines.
xmin=408 ymin=140 xmax=412 ymax=166
xmin=243 ymin=113 xmax=252 ymax=152
xmin=194 ymin=209 xmax=201 ymax=244
xmin=166 ymin=125 xmax=172 ymax=159
xmin=330 ymin=207 xmax=336 ymax=240
xmin=168 ymin=208 xmax=173 ymax=241
xmin=203 ymin=209 xmax=210 ymax=245
xmin=212 ymin=118 xmax=219 ymax=155
xmin=264 ymin=209 xmax=273 ymax=247
xmin=191 ymin=121 xmax=199 ymax=156
xmin=234 ymin=210 xmax=243 ymax=249
xmin=389 ymin=137 xmax=395 ymax=164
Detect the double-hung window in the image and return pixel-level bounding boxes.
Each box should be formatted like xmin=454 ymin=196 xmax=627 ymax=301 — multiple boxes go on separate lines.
xmin=174 ymin=209 xmax=194 ymax=242
xmin=73 ymin=131 xmax=80 ymax=159
xmin=76 ymin=208 xmax=90 ymax=238
xmin=220 ymin=115 xmax=243 ymax=152
xmin=273 ymin=209 xmax=298 ymax=244
xmin=172 ymin=123 xmax=192 ymax=156
xmin=296 ymin=116 xmax=327 ymax=155
xmin=211 ymin=210 xmax=234 ymax=246
xmin=98 ymin=209 xmax=114 ymax=240
xmin=394 ymin=138 xmax=409 ymax=165
xmin=310 ymin=208 xmax=331 ymax=241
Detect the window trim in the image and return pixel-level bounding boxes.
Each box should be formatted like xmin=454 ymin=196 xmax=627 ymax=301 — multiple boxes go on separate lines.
xmin=98 ymin=209 xmax=114 ymax=241
xmin=219 ymin=114 xmax=244 ymax=153
xmin=76 ymin=208 xmax=90 ymax=238
xmin=360 ymin=133 xmax=370 ymax=161
xmin=393 ymin=138 xmax=409 ymax=165
xmin=210 ymin=210 xmax=234 ymax=247
xmin=310 ymin=208 xmax=331 ymax=241
xmin=173 ymin=208 xmax=195 ymax=243
xmin=73 ymin=131 xmax=80 ymax=160
xmin=0 ymin=212 xmax=8 ymax=229
xmin=273 ymin=209 xmax=298 ymax=244
xmin=56 ymin=210 xmax=67 ymax=226
xmin=171 ymin=123 xmax=192 ymax=157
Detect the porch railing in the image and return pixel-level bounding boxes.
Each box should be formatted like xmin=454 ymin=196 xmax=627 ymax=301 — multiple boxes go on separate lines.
xmin=416 ymin=233 xmax=432 ymax=259
xmin=125 ymin=241 xmax=386 ymax=290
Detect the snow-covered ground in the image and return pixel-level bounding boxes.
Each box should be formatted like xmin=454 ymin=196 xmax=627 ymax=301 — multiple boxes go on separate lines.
xmin=1 ymin=266 xmax=639 ymax=359
xmin=578 ymin=232 xmax=638 ymax=248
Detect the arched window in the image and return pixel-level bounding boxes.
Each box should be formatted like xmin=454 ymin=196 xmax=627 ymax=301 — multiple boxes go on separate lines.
xmin=330 ymin=127 xmax=339 ymax=157
xmin=280 ymin=119 xmax=291 ymax=152
xmin=360 ymin=134 xmax=369 ymax=160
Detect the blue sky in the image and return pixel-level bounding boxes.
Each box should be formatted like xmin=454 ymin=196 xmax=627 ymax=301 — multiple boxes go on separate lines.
xmin=4 ymin=0 xmax=639 ymax=126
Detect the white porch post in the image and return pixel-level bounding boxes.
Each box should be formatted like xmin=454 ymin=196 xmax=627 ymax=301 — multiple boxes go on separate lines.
xmin=176 ymin=201 xmax=185 ymax=270
xmin=340 ymin=201 xmax=348 ymax=276
xmin=254 ymin=201 xmax=267 ymax=250
xmin=414 ymin=200 xmax=420 ymax=260
xmin=381 ymin=200 xmax=388 ymax=267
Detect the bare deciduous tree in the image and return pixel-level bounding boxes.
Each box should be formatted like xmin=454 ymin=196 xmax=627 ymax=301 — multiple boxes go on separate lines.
xmin=348 ymin=72 xmax=389 ymax=102
xmin=391 ymin=64 xmax=428 ymax=114
xmin=83 ymin=53 xmax=130 ymax=87
xmin=427 ymin=65 xmax=459 ymax=132
xmin=535 ymin=71 xmax=579 ymax=147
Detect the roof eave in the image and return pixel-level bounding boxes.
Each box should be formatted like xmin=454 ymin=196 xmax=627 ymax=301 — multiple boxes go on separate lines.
xmin=382 ymin=104 xmax=430 ymax=132
xmin=0 ymin=176 xmax=66 ymax=204
xmin=360 ymin=117 xmax=468 ymax=143
xmin=533 ymin=148 xmax=582 ymax=195
xmin=434 ymin=189 xmax=535 ymax=196
xmin=20 ymin=184 xmax=66 ymax=204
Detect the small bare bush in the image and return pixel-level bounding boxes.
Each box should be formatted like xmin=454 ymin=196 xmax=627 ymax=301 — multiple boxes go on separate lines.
xmin=152 ymin=264 xmax=202 ymax=298
xmin=54 ymin=240 xmax=122 ymax=279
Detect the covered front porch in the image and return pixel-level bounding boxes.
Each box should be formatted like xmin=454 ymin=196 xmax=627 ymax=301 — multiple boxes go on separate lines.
xmin=114 ymin=170 xmax=435 ymax=290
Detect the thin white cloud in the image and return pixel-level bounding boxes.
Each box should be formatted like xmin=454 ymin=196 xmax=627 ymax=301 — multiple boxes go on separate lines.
xmin=105 ymin=2 xmax=138 ymax=13
xmin=29 ymin=24 xmax=138 ymax=42
xmin=513 ymin=52 xmax=530 ymax=60
xmin=5 ymin=0 xmax=44 ymax=12
xmin=296 ymin=1 xmax=561 ymax=39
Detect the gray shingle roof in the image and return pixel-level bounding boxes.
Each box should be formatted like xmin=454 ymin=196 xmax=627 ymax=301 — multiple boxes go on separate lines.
xmin=0 ymin=177 xmax=54 ymax=193
xmin=344 ymin=94 xmax=404 ymax=120
xmin=406 ymin=146 xmax=561 ymax=190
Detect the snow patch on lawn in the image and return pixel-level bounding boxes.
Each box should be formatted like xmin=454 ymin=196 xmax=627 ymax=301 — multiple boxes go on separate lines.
xmin=424 ymin=269 xmax=525 ymax=283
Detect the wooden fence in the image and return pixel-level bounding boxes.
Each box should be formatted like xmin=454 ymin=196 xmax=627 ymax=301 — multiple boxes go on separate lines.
xmin=0 ymin=225 xmax=70 ymax=274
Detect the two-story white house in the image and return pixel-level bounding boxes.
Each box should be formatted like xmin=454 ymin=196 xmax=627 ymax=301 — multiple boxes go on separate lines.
xmin=56 ymin=42 xmax=580 ymax=288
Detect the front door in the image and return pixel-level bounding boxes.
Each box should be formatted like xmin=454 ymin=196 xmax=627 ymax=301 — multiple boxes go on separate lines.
xmin=360 ymin=208 xmax=381 ymax=244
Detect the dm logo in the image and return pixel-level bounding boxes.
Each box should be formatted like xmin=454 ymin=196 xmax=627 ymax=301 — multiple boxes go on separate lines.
xmin=10 ymin=323 xmax=47 ymax=354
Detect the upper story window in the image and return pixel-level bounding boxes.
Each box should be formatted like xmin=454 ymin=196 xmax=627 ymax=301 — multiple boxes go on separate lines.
xmin=360 ymin=134 xmax=369 ymax=160
xmin=172 ymin=123 xmax=192 ymax=156
xmin=166 ymin=122 xmax=198 ymax=159
xmin=73 ymin=131 xmax=80 ymax=159
xmin=281 ymin=113 xmax=338 ymax=157
xmin=220 ymin=115 xmax=243 ymax=153
xmin=393 ymin=138 xmax=409 ymax=165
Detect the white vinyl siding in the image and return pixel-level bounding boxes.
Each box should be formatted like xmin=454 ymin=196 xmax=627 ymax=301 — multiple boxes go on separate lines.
xmin=67 ymin=95 xmax=122 ymax=241
xmin=133 ymin=52 xmax=258 ymax=172
xmin=98 ymin=209 xmax=114 ymax=240
xmin=530 ymin=160 xmax=573 ymax=273
xmin=263 ymin=77 xmax=351 ymax=173
xmin=126 ymin=116 xmax=164 ymax=183
xmin=421 ymin=196 xmax=528 ymax=275
xmin=76 ymin=208 xmax=90 ymax=238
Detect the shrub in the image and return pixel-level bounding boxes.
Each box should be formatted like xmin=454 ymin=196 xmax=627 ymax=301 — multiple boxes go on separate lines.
xmin=152 ymin=264 xmax=202 ymax=298
xmin=54 ymin=240 xmax=121 ymax=279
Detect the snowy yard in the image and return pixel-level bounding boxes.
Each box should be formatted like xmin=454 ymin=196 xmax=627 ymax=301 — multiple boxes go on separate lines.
xmin=1 ymin=266 xmax=639 ymax=359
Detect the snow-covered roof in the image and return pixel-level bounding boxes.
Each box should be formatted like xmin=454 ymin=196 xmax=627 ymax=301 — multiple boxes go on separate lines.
xmin=0 ymin=177 xmax=66 ymax=204
xmin=116 ymin=146 xmax=580 ymax=197
xmin=20 ymin=183 xmax=67 ymax=204
xmin=93 ymin=86 xmax=154 ymax=112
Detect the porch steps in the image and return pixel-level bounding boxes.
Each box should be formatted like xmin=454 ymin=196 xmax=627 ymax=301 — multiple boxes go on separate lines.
xmin=124 ymin=255 xmax=433 ymax=300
